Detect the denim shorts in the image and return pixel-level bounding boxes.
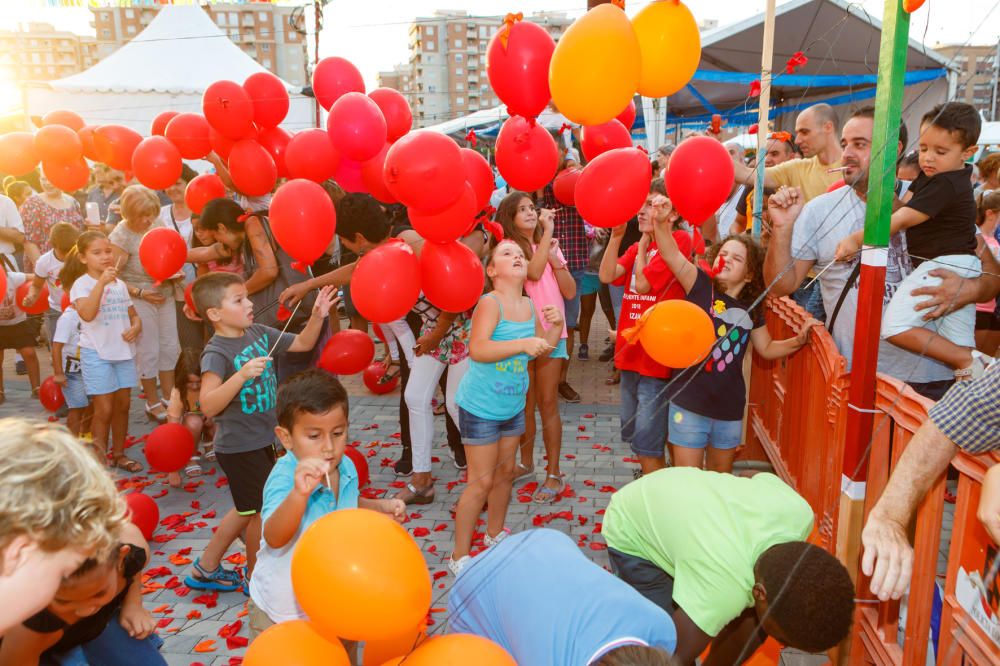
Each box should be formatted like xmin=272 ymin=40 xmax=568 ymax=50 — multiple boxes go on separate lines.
xmin=63 ymin=372 xmax=89 ymax=409
xmin=668 ymin=403 xmax=743 ymax=450
xmin=80 ymin=348 xmax=138 ymax=396
xmin=580 ymin=271 xmax=601 ymax=296
xmin=549 ymin=338 xmax=569 ymax=360
xmin=564 ymin=269 xmax=587 ymax=329
xmin=459 ymin=406 xmax=526 ymax=445
xmin=619 ymin=370 xmax=670 ymax=458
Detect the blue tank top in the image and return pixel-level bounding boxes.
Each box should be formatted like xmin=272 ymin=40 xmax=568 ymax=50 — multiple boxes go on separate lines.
xmin=456 ymin=293 xmax=534 ymax=421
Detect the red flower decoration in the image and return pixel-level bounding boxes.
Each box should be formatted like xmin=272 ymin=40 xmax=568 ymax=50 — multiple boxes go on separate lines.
xmin=749 ymin=80 xmax=762 ymax=97
xmin=748 ymin=123 xmax=759 ymax=135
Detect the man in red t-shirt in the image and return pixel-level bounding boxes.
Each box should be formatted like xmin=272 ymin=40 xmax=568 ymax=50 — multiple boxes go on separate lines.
xmin=599 ymin=180 xmax=692 ymax=475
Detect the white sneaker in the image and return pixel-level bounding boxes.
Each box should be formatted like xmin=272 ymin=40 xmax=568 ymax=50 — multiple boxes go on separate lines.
xmin=448 ymin=555 xmax=471 ymax=576
xmin=484 ymin=528 xmax=511 ymax=548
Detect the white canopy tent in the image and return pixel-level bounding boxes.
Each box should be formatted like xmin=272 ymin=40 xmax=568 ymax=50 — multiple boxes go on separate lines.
xmin=25 ymin=5 xmax=315 ymax=135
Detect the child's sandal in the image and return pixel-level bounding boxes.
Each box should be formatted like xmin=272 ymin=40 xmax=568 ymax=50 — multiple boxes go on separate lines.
xmin=184 ymin=558 xmax=243 ymax=592
xmin=532 ymin=474 xmax=565 ymax=504
xmin=112 ymin=455 xmax=143 ymax=473
xmin=378 ymin=360 xmax=401 ymax=385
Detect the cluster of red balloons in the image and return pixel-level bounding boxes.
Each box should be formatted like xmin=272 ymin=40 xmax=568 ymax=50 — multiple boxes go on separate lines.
xmin=245 ymin=508 xmax=515 ymax=664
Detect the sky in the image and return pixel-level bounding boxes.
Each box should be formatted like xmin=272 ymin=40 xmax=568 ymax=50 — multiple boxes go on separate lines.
xmin=0 ymin=0 xmax=997 ymax=90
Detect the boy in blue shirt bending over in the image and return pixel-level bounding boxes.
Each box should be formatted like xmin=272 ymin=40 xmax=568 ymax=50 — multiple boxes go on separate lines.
xmin=248 ymin=369 xmax=405 ymax=642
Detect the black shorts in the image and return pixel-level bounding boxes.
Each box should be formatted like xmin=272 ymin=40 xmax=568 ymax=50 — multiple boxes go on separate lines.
xmin=607 ymin=547 xmax=677 ymax=615
xmin=976 ymin=310 xmax=1000 ymax=331
xmin=0 ymin=318 xmax=40 ymax=350
xmin=215 ymin=445 xmax=277 ymax=515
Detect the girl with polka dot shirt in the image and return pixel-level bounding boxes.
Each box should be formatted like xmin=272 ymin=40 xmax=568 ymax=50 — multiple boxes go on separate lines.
xmin=649 ymin=194 xmax=817 ymax=474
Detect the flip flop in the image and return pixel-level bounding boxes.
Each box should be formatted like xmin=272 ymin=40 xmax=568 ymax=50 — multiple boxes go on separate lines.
xmin=533 ymin=474 xmax=565 ymax=504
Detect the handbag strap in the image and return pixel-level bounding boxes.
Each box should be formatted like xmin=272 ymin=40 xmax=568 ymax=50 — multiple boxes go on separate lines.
xmin=826 ymin=261 xmax=860 ymax=335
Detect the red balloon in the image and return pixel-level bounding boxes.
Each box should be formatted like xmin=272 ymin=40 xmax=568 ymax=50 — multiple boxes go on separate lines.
xmin=317 ymin=329 xmax=375 ymax=375
xmin=827 ymin=178 xmax=846 ymax=192
xmin=420 ymin=240 xmax=485 ymax=313
xmin=202 ymin=80 xmax=255 ymax=140
xmin=616 ymin=100 xmax=637 ymax=130
xmin=257 ymin=126 xmax=292 ymax=178
xmin=342 ymin=446 xmax=370 ymax=487
xmin=15 ymin=282 xmax=48 ymax=315
xmin=35 ymin=124 xmax=82 ymax=164
xmin=553 ymin=167 xmax=582 ymax=206
xmin=286 ymin=129 xmax=340 ymax=183
xmin=270 ymin=179 xmax=336 ymax=268
xmin=384 ymin=131 xmax=465 ymax=211
xmin=145 ymin=423 xmax=195 ymax=473
xmin=363 ymin=361 xmax=399 ymax=395
xmin=495 ymin=115 xmax=559 ymax=193
xmin=334 ymin=159 xmax=367 ymax=194
xmin=312 ymin=57 xmax=365 ymax=111
xmin=462 ymin=148 xmax=494 ymax=212
xmin=185 ymin=174 xmax=227 ymax=215
xmin=360 ymin=143 xmax=398 ymax=204
xmin=575 ymin=148 xmax=651 ymax=228
xmin=209 ymin=127 xmax=236 ymax=160
xmin=138 ymin=227 xmax=188 ymax=284
xmin=124 ymin=493 xmax=159 ymax=541
xmin=243 ymin=71 xmax=289 ymax=129
xmin=228 ymin=140 xmax=277 ymax=197
xmin=165 ymin=113 xmax=211 ymax=160
xmin=368 ymin=88 xmax=413 ymax=142
xmin=94 ymin=125 xmax=143 ymax=171
xmin=42 ymin=158 xmax=89 ymax=193
xmin=42 ymin=110 xmax=85 ymax=132
xmin=39 ymin=376 xmax=64 ymax=412
xmin=486 ymin=20 xmax=555 ymax=119
xmin=183 ymin=282 xmax=197 ymax=315
xmin=665 ymin=136 xmax=736 ymax=226
xmin=327 ymin=92 xmax=387 ymax=162
xmin=350 ymin=240 xmax=421 ymax=323
xmin=77 ymin=126 xmax=100 ymax=161
xmin=409 ymin=184 xmax=478 ymax=244
xmin=0 ymin=132 xmax=40 ymax=175
xmin=150 ymin=111 xmax=179 ymax=137
xmin=132 ymin=136 xmax=183 ymax=190
xmin=581 ymin=119 xmax=632 ymax=162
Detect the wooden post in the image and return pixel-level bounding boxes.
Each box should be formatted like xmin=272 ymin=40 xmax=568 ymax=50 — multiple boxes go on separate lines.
xmin=840 ymin=0 xmax=910 ymax=661
xmin=751 ymin=0 xmax=776 ymax=239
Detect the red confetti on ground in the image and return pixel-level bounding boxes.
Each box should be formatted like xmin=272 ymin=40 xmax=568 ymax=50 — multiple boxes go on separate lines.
xmin=592 ymin=523 xmax=603 ymax=533
xmin=434 ymin=524 xmax=448 ymax=532
xmin=174 ymin=585 xmax=191 ymax=597
xmin=517 ymin=496 xmax=532 ymax=503
xmin=146 ymin=566 xmax=171 ymax=579
xmin=178 ymin=546 xmax=192 ymax=555
xmin=622 ymin=457 xmax=639 ymax=463
xmin=599 ymin=485 xmax=616 ymax=493
xmin=433 ymin=571 xmax=448 ymax=580
xmin=218 ymin=619 xmax=242 ymax=638
xmin=410 ymin=512 xmax=422 ymax=519
xmin=576 ymin=436 xmax=591 ymax=441
xmin=430 ymin=456 xmax=440 ymax=463
xmin=151 ymin=489 xmax=168 ymax=499
xmin=225 ymin=552 xmax=247 ymax=566
xmin=360 ymin=487 xmax=387 ymax=499
xmin=583 ymin=413 xmax=595 ymax=418
xmin=164 ymin=576 xmax=180 ymax=589
xmin=156 ymin=618 xmax=172 ymax=628
xmin=584 ymin=479 xmax=595 ymax=487
xmin=193 ymin=639 xmax=216 ymax=652
xmin=596 ymin=509 xmax=605 ymax=515
xmin=389 ymin=480 xmax=405 ymax=488
xmin=564 ymin=454 xmax=576 ymax=460
xmin=427 ymin=544 xmax=437 ymax=554
xmin=152 ymin=603 xmax=171 ymax=613
xmin=229 ymin=658 xmax=244 ymax=666
xmin=361 ymin=424 xmax=378 ymax=430
xmin=193 ymin=592 xmax=219 ymax=608
xmin=578 ymin=496 xmax=588 ymax=503
xmin=215 ymin=477 xmax=229 ymax=488
xmin=187 ymin=610 xmax=202 ymax=620
xmin=190 ymin=500 xmax=200 ymax=510
xmin=578 ymin=516 xmax=588 ymax=525
xmin=152 ymin=533 xmax=177 ymax=544
xmin=412 ymin=527 xmax=430 ymax=537
xmin=577 ymin=425 xmax=586 ymax=432
xmin=201 ymin=510 xmax=216 ymax=519
xmin=226 ymin=636 xmax=249 ymax=650
xmin=589 ymin=542 xmax=608 ymax=551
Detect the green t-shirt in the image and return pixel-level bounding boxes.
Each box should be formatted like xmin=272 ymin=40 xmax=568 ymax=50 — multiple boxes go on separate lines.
xmin=603 ymin=468 xmax=814 ymax=636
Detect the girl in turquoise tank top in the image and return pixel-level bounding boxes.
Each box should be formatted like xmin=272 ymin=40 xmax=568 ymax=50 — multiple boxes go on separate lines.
xmin=450 ymin=240 xmax=564 ymax=575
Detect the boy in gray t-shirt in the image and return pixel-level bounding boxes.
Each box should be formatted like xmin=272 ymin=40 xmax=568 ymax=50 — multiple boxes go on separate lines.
xmin=183 ymin=272 xmax=337 ymax=592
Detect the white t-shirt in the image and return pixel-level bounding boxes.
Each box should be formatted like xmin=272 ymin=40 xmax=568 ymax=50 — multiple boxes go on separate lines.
xmin=68 ymin=274 xmax=135 ymax=361
xmin=159 ymin=204 xmax=196 ymax=285
xmin=33 ymin=250 xmax=65 ymax=312
xmin=0 ymin=195 xmax=25 ymax=259
xmin=53 ymin=307 xmax=82 ymax=374
xmin=715 ymin=187 xmax=742 ymax=241
xmin=790 ymin=188 xmax=952 ymax=384
xmin=0 ymin=272 xmax=26 ymax=326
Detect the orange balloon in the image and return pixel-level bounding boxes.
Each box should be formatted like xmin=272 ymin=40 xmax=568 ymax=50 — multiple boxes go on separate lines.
xmin=631 ymin=0 xmax=701 ymax=98
xmin=362 ymin=621 xmax=427 ymax=666
xmin=244 ymin=620 xmax=349 ymax=666
xmin=291 ymin=509 xmax=431 ymax=642
xmin=388 ymin=634 xmax=516 ymax=666
xmin=548 ymin=3 xmax=641 ymax=126
xmin=636 ymin=299 xmax=715 ymax=369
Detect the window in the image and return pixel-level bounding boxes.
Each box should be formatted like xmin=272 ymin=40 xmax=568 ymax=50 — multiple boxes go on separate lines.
xmin=426 ymin=26 xmax=435 ymax=36
xmin=455 ymin=39 xmax=463 ymax=49
xmin=125 ymin=9 xmax=134 ymax=18
xmin=455 ymin=67 xmax=463 ymax=75
xmin=456 ymin=97 xmax=464 ymax=105
xmin=101 ymin=29 xmax=111 ymax=39
xmin=480 ymin=26 xmax=489 ymax=38
xmin=456 ymin=83 xmax=464 ymax=91
xmin=126 ymin=25 xmax=135 ymax=35
xmin=426 ymin=40 xmax=436 ymax=51
xmin=455 ymin=53 xmax=463 ymax=62
xmin=261 ymin=28 xmax=271 ymax=38
xmin=428 ymin=84 xmax=437 ymax=93
xmin=259 ymin=11 xmax=269 ymax=21
xmin=262 ymin=43 xmax=271 ymax=52
xmin=263 ymin=58 xmax=272 ymax=69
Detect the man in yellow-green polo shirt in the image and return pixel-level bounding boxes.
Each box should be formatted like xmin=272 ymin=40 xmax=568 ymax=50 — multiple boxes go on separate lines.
xmin=603 ymin=468 xmax=855 ymax=665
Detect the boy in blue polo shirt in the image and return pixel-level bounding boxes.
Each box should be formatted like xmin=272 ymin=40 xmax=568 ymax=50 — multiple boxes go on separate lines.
xmin=247 ymin=369 xmax=405 ymax=640
xmin=449 ymin=528 xmax=678 ymax=666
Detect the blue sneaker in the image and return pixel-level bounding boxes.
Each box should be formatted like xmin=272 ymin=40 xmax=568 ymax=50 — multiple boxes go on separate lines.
xmin=184 ymin=558 xmax=243 ymax=592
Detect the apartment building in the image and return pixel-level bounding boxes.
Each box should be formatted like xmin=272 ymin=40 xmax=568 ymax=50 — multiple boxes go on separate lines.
xmin=91 ymin=3 xmax=308 ymax=86
xmin=0 ymin=22 xmax=99 ymax=84
xmin=934 ymin=43 xmax=999 ymax=119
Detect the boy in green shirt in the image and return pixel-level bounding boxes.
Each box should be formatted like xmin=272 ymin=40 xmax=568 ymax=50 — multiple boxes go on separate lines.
xmin=603 ymin=468 xmax=854 ymax=665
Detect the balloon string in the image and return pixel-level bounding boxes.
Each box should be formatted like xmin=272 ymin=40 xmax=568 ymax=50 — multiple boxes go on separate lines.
xmin=266 ymin=298 xmax=303 ymax=358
